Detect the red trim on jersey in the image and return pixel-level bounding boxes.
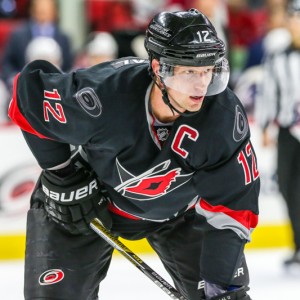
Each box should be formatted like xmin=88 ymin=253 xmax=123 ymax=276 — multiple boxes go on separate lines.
xmin=199 ymin=199 xmax=258 ymax=229
xmin=8 ymin=73 xmax=48 ymax=139
xmin=108 ymin=202 xmax=141 ymax=220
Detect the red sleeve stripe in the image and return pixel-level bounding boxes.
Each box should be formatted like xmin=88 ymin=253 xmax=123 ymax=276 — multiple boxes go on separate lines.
xmin=8 ymin=73 xmax=48 ymax=139
xmin=196 ymin=198 xmax=258 ymax=241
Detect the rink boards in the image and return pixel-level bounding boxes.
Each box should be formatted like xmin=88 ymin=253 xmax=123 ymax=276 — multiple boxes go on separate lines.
xmin=0 ymin=123 xmax=293 ymax=259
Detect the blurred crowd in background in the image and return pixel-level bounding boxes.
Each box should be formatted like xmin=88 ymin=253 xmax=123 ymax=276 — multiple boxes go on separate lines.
xmin=0 ymin=0 xmax=293 ymax=120
xmin=0 ymin=0 xmax=293 ymax=124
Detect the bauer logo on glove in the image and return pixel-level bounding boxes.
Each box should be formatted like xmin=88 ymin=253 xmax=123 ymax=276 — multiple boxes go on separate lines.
xmin=31 ymin=163 xmax=112 ymax=235
xmin=41 ymin=178 xmax=98 ymax=202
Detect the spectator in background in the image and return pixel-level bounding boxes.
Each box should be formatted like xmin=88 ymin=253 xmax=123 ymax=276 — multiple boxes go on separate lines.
xmin=233 ymin=0 xmax=289 ymax=121
xmin=1 ymin=0 xmax=73 ymax=90
xmin=131 ymin=0 xmax=166 ymax=29
xmin=244 ymin=0 xmax=288 ymax=69
xmin=86 ymin=0 xmax=133 ymax=32
xmin=257 ymin=0 xmax=300 ymax=272
xmin=0 ymin=0 xmax=16 ymax=18
xmin=25 ymin=36 xmax=62 ymax=68
xmin=130 ymin=0 xmax=195 ymax=30
xmin=74 ymin=32 xmax=119 ymax=69
xmin=84 ymin=32 xmax=118 ymax=67
xmin=227 ymin=0 xmax=259 ymax=85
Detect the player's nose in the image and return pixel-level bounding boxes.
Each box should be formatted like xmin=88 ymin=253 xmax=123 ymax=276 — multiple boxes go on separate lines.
xmin=191 ymin=76 xmax=208 ymax=94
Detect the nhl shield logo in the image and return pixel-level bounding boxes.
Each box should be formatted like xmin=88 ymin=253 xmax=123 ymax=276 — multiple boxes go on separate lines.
xmin=156 ymin=128 xmax=169 ymax=142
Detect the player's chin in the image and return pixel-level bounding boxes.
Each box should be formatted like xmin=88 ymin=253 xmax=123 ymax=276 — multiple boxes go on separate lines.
xmin=187 ymin=98 xmax=204 ymax=111
xmin=187 ymin=106 xmax=202 ymax=113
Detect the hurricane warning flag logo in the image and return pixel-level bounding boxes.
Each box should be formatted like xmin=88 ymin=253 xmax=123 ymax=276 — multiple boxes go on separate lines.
xmin=115 ymin=159 xmax=193 ymax=201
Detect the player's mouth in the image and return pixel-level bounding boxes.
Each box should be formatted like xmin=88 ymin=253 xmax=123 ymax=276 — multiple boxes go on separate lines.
xmin=189 ymin=95 xmax=204 ymax=103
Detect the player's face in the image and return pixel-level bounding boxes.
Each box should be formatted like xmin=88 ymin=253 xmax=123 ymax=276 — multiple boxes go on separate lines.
xmin=163 ymin=65 xmax=214 ymax=112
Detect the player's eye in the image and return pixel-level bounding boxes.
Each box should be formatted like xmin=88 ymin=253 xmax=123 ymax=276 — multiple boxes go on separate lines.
xmin=184 ymin=70 xmax=197 ymax=75
xmin=204 ymin=67 xmax=213 ymax=74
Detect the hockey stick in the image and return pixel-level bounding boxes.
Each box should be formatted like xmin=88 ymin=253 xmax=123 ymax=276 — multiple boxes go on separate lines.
xmin=90 ymin=218 xmax=187 ymax=300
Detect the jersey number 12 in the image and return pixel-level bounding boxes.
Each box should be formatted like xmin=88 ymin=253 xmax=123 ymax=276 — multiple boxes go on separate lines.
xmin=237 ymin=142 xmax=259 ymax=185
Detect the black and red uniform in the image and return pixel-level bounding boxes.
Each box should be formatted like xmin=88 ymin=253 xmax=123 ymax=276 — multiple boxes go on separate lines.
xmin=9 ymin=58 xmax=259 ymax=300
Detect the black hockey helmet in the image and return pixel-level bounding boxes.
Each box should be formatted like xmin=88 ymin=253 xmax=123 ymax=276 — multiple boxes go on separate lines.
xmin=144 ymin=8 xmax=229 ymax=104
xmin=144 ymin=8 xmax=225 ymax=67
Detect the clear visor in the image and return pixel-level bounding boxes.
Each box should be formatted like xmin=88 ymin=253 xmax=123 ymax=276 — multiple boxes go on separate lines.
xmin=158 ymin=58 xmax=230 ymax=97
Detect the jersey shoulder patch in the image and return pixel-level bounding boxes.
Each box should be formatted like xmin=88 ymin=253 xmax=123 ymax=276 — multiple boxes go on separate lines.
xmin=233 ymin=104 xmax=248 ymax=142
xmin=213 ymin=88 xmax=249 ymax=144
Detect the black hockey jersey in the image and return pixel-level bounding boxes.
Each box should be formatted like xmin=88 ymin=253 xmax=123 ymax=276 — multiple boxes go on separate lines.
xmin=9 ymin=57 xmax=259 ymax=241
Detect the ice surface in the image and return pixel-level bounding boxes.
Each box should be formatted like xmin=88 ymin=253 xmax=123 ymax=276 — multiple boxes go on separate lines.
xmin=1 ymin=248 xmax=300 ymax=299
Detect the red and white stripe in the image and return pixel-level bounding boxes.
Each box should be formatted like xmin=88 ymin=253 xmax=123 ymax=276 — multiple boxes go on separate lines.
xmin=195 ymin=198 xmax=258 ymax=241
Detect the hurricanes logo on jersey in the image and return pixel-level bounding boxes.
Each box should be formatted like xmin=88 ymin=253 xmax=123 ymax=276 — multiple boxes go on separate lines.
xmin=38 ymin=269 xmax=64 ymax=285
xmin=125 ymin=169 xmax=179 ymax=197
xmin=233 ymin=105 xmax=248 ymax=142
xmin=75 ymin=87 xmax=102 ymax=117
xmin=115 ymin=159 xmax=193 ymax=201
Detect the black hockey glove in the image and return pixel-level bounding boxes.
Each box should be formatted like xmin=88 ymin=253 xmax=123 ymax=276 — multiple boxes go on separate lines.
xmin=34 ymin=164 xmax=112 ymax=235
xmin=209 ymin=286 xmax=251 ymax=300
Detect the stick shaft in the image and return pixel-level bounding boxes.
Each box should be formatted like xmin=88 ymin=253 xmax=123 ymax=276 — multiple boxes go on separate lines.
xmin=90 ymin=218 xmax=187 ymax=300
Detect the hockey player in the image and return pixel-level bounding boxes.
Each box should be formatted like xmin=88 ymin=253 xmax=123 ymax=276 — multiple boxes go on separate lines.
xmin=8 ymin=8 xmax=259 ymax=300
